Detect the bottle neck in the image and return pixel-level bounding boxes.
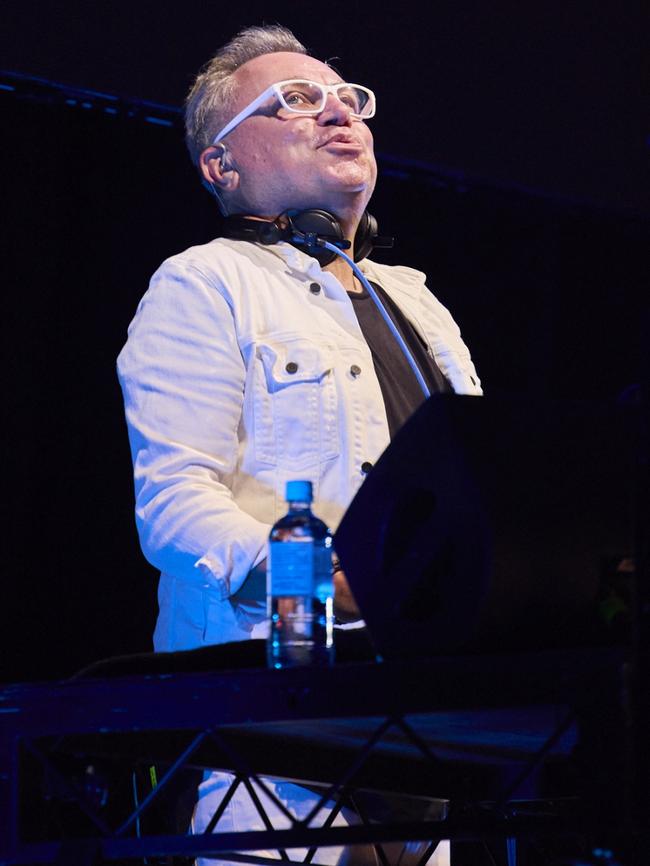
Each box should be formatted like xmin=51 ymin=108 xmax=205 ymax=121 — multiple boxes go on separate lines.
xmin=287 ymin=500 xmax=311 ymax=512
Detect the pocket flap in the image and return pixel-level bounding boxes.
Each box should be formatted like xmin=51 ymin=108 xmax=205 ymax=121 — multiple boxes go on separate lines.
xmin=258 ymin=341 xmax=333 ymax=390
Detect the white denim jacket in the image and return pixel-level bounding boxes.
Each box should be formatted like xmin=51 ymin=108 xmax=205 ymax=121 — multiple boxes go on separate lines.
xmin=117 ymin=238 xmax=482 ymax=650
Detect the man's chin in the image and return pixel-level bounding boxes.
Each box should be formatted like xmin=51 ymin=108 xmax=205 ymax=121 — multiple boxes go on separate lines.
xmin=322 ymin=167 xmax=376 ymax=199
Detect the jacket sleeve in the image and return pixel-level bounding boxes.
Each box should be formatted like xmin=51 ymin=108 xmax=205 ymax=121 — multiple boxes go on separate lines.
xmin=116 ymin=258 xmax=270 ymax=599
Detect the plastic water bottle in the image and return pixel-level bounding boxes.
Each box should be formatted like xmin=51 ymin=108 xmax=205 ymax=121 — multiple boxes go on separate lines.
xmin=267 ymin=480 xmax=335 ymax=669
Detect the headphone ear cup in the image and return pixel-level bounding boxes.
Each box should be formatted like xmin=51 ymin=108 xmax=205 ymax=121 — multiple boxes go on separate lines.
xmin=353 ymin=211 xmax=378 ymax=262
xmin=289 ymin=210 xmax=346 ymax=245
xmin=288 ymin=210 xmax=346 ymax=266
xmin=257 ymin=220 xmax=284 ymax=245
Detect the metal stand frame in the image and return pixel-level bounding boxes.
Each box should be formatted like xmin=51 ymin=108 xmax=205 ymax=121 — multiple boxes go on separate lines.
xmin=0 ymin=648 xmax=641 ymax=865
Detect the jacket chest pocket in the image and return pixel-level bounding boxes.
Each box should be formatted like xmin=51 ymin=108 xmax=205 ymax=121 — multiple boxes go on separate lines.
xmin=251 ymin=340 xmax=339 ymax=470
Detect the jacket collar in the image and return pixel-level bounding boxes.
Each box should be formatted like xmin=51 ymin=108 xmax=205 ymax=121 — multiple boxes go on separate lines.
xmin=254 ymin=241 xmax=424 ymax=300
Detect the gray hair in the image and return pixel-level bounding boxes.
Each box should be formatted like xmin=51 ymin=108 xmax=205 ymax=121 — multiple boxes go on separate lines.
xmin=185 ymin=24 xmax=308 ymax=166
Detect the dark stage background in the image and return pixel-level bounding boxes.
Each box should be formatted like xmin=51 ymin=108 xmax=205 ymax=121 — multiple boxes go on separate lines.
xmin=1 ymin=3 xmax=648 ymax=683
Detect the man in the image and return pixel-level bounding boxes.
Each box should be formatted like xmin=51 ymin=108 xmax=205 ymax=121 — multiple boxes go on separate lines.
xmin=118 ymin=23 xmax=481 ymax=866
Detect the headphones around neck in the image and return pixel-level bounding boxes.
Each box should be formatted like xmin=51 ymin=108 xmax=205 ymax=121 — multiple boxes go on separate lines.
xmin=219 ymin=209 xmax=393 ymax=266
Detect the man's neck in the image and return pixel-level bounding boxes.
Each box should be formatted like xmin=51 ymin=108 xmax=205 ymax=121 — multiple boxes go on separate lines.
xmin=321 ymin=204 xmax=366 ymax=293
xmin=324 ymin=251 xmax=363 ymax=294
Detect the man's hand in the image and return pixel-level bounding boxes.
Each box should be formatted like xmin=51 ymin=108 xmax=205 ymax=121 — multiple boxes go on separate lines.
xmin=334 ymin=569 xmax=362 ymax=622
xmin=231 ymin=558 xmax=267 ymax=602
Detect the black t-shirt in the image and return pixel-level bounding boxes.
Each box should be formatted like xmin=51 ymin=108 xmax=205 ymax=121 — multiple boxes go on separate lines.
xmin=349 ymin=281 xmax=450 ymax=438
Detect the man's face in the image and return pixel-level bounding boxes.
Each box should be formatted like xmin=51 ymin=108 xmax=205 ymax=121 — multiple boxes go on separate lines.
xmin=216 ymin=52 xmax=377 ymax=218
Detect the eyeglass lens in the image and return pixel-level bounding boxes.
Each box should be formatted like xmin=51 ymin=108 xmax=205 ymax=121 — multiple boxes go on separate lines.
xmin=278 ymin=81 xmax=372 ymax=117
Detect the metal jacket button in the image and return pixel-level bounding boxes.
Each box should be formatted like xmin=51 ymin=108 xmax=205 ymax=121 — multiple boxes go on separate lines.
xmin=350 ymin=364 xmax=362 ymax=377
xmin=361 ymin=461 xmax=373 ymax=474
xmin=285 ymin=362 xmax=299 ymax=374
xmin=309 ymin=282 xmax=321 ymax=294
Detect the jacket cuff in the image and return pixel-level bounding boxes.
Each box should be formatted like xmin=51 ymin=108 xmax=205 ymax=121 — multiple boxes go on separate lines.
xmin=194 ymin=531 xmax=269 ymax=599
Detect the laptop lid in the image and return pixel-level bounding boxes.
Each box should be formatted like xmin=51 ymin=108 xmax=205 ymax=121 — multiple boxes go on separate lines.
xmin=334 ymin=395 xmax=633 ymax=658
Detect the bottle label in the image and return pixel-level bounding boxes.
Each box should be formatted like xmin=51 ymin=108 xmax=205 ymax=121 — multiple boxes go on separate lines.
xmin=270 ymin=540 xmax=314 ymax=596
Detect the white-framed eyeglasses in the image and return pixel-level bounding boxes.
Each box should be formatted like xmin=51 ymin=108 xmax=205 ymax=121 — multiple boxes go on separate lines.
xmin=211 ymin=79 xmax=376 ymax=145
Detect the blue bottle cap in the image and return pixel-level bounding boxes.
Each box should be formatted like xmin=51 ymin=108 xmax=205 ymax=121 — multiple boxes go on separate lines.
xmin=286 ymin=480 xmax=313 ymax=502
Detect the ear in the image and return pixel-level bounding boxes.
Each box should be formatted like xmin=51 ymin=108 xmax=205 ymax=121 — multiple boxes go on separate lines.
xmin=199 ymin=145 xmax=239 ymax=195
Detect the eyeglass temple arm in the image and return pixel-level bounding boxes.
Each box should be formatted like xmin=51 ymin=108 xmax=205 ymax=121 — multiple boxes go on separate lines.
xmin=211 ymin=84 xmax=277 ymax=146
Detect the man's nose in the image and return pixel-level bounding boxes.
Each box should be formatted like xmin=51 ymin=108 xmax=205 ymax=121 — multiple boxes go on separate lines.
xmin=316 ymin=93 xmax=353 ymax=126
